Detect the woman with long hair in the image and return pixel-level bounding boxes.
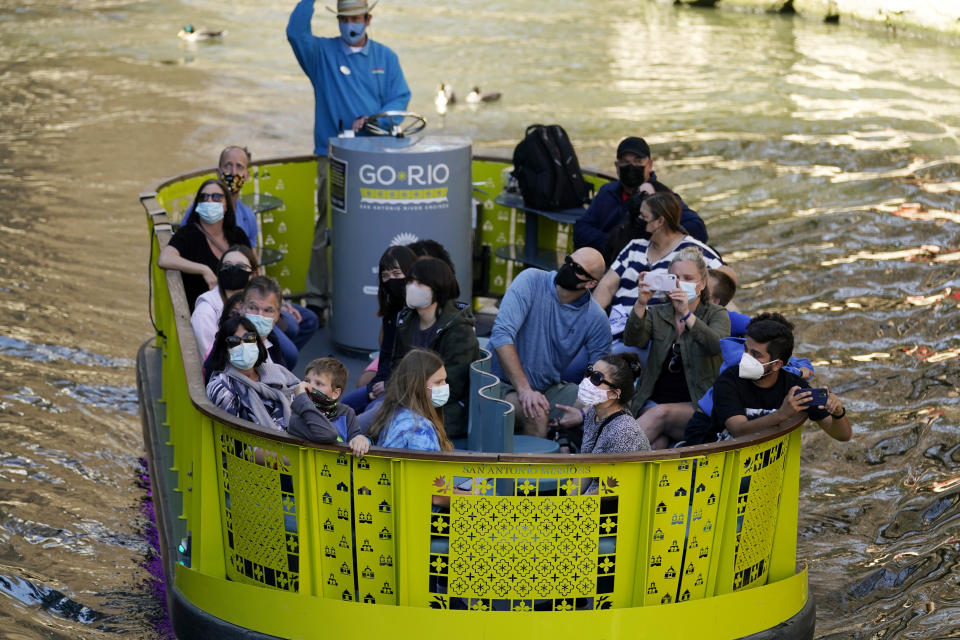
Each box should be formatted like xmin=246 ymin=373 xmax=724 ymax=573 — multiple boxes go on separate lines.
xmin=367 ymin=349 xmax=454 ymax=452
xmin=158 ymin=178 xmax=251 ymax=311
xmin=390 ymin=257 xmax=478 ymax=438
xmin=623 ymin=246 xmax=731 ymax=448
xmin=191 ymin=244 xmax=258 ymax=356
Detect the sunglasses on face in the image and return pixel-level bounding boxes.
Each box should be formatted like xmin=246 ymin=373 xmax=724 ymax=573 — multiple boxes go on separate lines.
xmin=225 ymin=332 xmax=258 ymax=348
xmin=198 ymin=192 xmax=225 ymax=202
xmin=564 ymin=255 xmax=593 ymax=280
xmin=585 ymin=365 xmax=614 ymax=388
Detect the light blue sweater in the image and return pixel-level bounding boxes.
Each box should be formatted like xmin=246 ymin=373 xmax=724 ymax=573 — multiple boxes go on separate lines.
xmin=489 ymin=269 xmax=612 ymax=391
xmin=287 ymin=0 xmax=411 ymax=155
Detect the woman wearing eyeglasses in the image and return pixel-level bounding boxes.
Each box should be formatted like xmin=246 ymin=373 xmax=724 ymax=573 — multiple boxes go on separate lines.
xmin=205 ymin=315 xmax=345 ymax=444
xmin=191 ymin=244 xmax=258 ymax=357
xmin=158 ymin=178 xmax=252 ymax=311
xmin=623 ymin=246 xmax=730 ymax=448
xmin=552 ymin=354 xmax=650 ymax=456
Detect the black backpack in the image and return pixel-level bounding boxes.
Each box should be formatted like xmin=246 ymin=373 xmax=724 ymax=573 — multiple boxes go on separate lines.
xmin=511 ymin=124 xmax=593 ymax=211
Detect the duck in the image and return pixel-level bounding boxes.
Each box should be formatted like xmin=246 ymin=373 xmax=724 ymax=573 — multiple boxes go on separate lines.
xmin=434 ymin=83 xmax=456 ymax=115
xmin=465 ymin=86 xmax=501 ymax=104
xmin=178 ymin=24 xmax=226 ymax=42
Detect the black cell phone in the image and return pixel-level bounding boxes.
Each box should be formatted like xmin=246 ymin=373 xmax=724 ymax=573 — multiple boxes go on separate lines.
xmin=801 ymin=387 xmax=828 ymax=407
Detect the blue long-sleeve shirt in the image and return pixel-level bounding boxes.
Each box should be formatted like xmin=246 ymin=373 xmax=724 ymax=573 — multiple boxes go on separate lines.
xmin=572 ymin=178 xmax=708 ymax=251
xmin=287 ymin=0 xmax=411 ymax=155
xmin=488 ymin=269 xmax=612 ymax=392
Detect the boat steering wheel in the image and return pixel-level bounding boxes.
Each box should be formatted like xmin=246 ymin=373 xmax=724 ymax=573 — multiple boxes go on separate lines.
xmin=362 ymin=111 xmax=427 ymax=138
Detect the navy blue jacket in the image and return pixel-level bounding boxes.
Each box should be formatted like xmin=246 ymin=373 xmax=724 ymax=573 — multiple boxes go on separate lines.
xmin=572 ymin=176 xmax=708 ymax=254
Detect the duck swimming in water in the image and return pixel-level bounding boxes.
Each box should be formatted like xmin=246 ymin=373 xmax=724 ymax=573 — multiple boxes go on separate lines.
xmin=465 ymin=86 xmax=501 ymax=104
xmin=178 ymin=24 xmax=226 ymax=42
xmin=434 ymin=83 xmax=456 ymax=115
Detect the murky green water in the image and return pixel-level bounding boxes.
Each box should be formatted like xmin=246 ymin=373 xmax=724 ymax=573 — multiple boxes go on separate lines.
xmin=0 ymin=0 xmax=958 ymax=637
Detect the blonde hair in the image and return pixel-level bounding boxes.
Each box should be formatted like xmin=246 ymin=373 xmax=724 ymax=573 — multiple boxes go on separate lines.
xmin=367 ymin=349 xmax=453 ymax=451
xmin=670 ymin=246 xmax=710 ymax=303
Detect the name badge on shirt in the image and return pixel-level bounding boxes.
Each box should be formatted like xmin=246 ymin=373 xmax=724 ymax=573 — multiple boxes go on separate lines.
xmin=339 ymin=65 xmax=351 ymax=76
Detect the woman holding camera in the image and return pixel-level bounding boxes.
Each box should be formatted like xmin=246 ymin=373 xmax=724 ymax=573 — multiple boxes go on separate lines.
xmin=591 ymin=193 xmax=724 ymax=348
xmin=623 ymin=246 xmax=730 ymax=448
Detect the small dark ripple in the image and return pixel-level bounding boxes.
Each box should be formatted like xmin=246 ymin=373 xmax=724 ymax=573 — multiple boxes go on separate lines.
xmin=0 ymin=573 xmax=102 ymax=624
xmin=0 ymin=336 xmax=132 ymax=368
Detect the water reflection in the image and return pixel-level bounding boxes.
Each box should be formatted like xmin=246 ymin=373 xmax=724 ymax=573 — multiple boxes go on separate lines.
xmin=0 ymin=0 xmax=958 ymax=638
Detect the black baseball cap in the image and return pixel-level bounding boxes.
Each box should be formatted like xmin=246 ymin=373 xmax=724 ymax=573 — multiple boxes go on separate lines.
xmin=617 ymin=137 xmax=650 ymax=159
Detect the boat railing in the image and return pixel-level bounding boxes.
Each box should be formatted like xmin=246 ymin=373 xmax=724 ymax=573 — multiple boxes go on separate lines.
xmin=138 ymin=157 xmax=811 ymax=638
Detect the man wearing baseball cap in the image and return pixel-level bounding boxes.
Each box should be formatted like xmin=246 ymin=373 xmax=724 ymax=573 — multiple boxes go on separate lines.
xmin=287 ymin=0 xmax=411 ymax=319
xmin=573 ymin=136 xmax=707 ymax=263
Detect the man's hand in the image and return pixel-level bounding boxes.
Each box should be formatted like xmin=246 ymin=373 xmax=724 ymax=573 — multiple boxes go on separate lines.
xmin=781 ymin=386 xmax=810 ymax=418
xmin=352 ymin=116 xmax=369 ymax=132
xmin=551 ymin=403 xmax=583 ymax=429
xmin=517 ymin=388 xmax=550 ymax=419
xmin=348 ymin=434 xmax=371 ymax=458
xmin=369 ymin=380 xmax=385 ymax=400
xmin=823 ymin=389 xmax=843 ymax=415
xmin=282 ymin=301 xmax=302 ymax=323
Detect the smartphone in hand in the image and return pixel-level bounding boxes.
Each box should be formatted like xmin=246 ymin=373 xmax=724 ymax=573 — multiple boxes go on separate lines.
xmin=798 ymin=387 xmax=828 ymax=407
xmin=643 ymin=272 xmax=677 ymax=292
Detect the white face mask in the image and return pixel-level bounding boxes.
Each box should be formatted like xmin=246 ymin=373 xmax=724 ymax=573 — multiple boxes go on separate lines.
xmin=228 ymin=342 xmax=259 ymax=370
xmin=738 ymin=352 xmax=778 ymax=380
xmin=429 ymin=383 xmax=450 ymax=408
xmin=678 ymin=279 xmax=699 ymax=302
xmin=577 ymin=378 xmax=609 ymax=406
xmin=406 ymin=283 xmax=434 ymax=309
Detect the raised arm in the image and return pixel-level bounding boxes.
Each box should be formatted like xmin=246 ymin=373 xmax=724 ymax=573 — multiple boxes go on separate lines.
xmin=286 ymin=0 xmax=320 ymax=74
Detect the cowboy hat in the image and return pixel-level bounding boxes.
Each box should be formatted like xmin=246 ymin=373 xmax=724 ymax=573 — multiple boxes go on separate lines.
xmin=326 ymin=0 xmax=378 ymax=16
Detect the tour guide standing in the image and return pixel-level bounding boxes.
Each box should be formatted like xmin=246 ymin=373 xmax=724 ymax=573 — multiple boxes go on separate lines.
xmin=287 ymin=0 xmax=411 ymax=319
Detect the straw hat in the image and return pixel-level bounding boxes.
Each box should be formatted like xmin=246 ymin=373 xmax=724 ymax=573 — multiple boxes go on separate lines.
xmin=326 ymin=0 xmax=378 ymax=16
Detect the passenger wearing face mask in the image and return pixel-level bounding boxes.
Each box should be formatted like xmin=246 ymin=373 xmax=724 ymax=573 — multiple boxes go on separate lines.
xmin=180 ymin=146 xmax=259 ymax=249
xmin=622 ymin=247 xmax=730 ymax=449
xmin=489 ymin=247 xmax=612 ymax=438
xmin=340 ymin=245 xmax=417 ymax=413
xmin=593 ymin=193 xmax=724 ymax=349
xmin=367 ymin=349 xmax=455 ymax=452
xmin=158 ymin=178 xmax=251 ymax=311
xmin=240 ymin=275 xmax=300 ymax=371
xmin=573 ymin=137 xmax=707 ymax=255
xmin=191 ymin=245 xmax=259 ymax=357
xmin=204 ymin=315 xmax=348 ymax=444
xmin=683 ymin=313 xmax=852 ymax=446
xmin=552 ymin=354 xmax=650 ymax=457
xmin=386 ymin=257 xmax=478 ymax=439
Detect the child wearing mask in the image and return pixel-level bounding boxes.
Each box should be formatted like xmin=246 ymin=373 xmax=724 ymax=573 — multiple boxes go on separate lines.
xmin=297 ymin=357 xmax=370 ymax=457
xmin=367 ymin=349 xmax=454 ymax=452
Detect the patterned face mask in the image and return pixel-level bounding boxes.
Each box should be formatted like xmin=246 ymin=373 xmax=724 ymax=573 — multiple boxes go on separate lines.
xmin=219 ymin=172 xmax=246 ymax=195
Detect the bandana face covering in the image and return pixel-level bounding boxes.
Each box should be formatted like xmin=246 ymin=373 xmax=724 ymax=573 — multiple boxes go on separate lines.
xmin=308 ymin=388 xmax=339 ymax=419
xmin=219 ymin=172 xmax=246 ymax=195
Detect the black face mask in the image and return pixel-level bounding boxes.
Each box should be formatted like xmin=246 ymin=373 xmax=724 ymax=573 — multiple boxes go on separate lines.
xmin=555 ymin=263 xmax=590 ymax=292
xmin=617 ymin=163 xmax=646 ymax=189
xmin=219 ymin=264 xmax=251 ymax=291
xmin=383 ymin=277 xmax=406 ymax=302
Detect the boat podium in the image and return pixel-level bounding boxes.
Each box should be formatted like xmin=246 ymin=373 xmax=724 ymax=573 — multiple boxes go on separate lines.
xmin=138 ymin=154 xmax=814 ymax=639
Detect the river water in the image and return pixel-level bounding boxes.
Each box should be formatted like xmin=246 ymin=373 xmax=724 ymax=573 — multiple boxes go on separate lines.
xmin=0 ymin=0 xmax=958 ymax=637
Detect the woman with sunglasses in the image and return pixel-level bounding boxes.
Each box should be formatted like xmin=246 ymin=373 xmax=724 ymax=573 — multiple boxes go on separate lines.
xmin=623 ymin=246 xmax=730 ymax=448
xmin=553 ymin=354 xmax=650 ymax=456
xmin=205 ymin=315 xmax=350 ymax=444
xmin=191 ymin=244 xmax=258 ymax=357
xmin=158 ymin=178 xmax=251 ymax=311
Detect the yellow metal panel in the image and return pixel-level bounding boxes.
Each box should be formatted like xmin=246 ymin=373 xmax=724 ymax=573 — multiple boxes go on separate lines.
xmin=315 ymin=449 xmax=355 ymax=601
xmin=176 ymin=560 xmax=809 ymax=640
xmin=215 ymin=426 xmax=301 ymax=593
xmin=254 ymin=160 xmax=317 ymax=293
xmin=731 ymin=436 xmax=789 ymax=591
xmin=353 ymin=455 xmax=398 ymax=605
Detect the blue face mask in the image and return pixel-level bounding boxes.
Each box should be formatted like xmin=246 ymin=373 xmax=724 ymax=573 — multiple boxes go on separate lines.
xmin=339 ymin=20 xmax=366 ymax=45
xmin=195 ymin=201 xmax=224 ymax=224
xmin=245 ymin=313 xmax=274 ymax=338
xmin=228 ymin=343 xmax=259 ymax=370
xmin=678 ymin=280 xmax=699 ymax=302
